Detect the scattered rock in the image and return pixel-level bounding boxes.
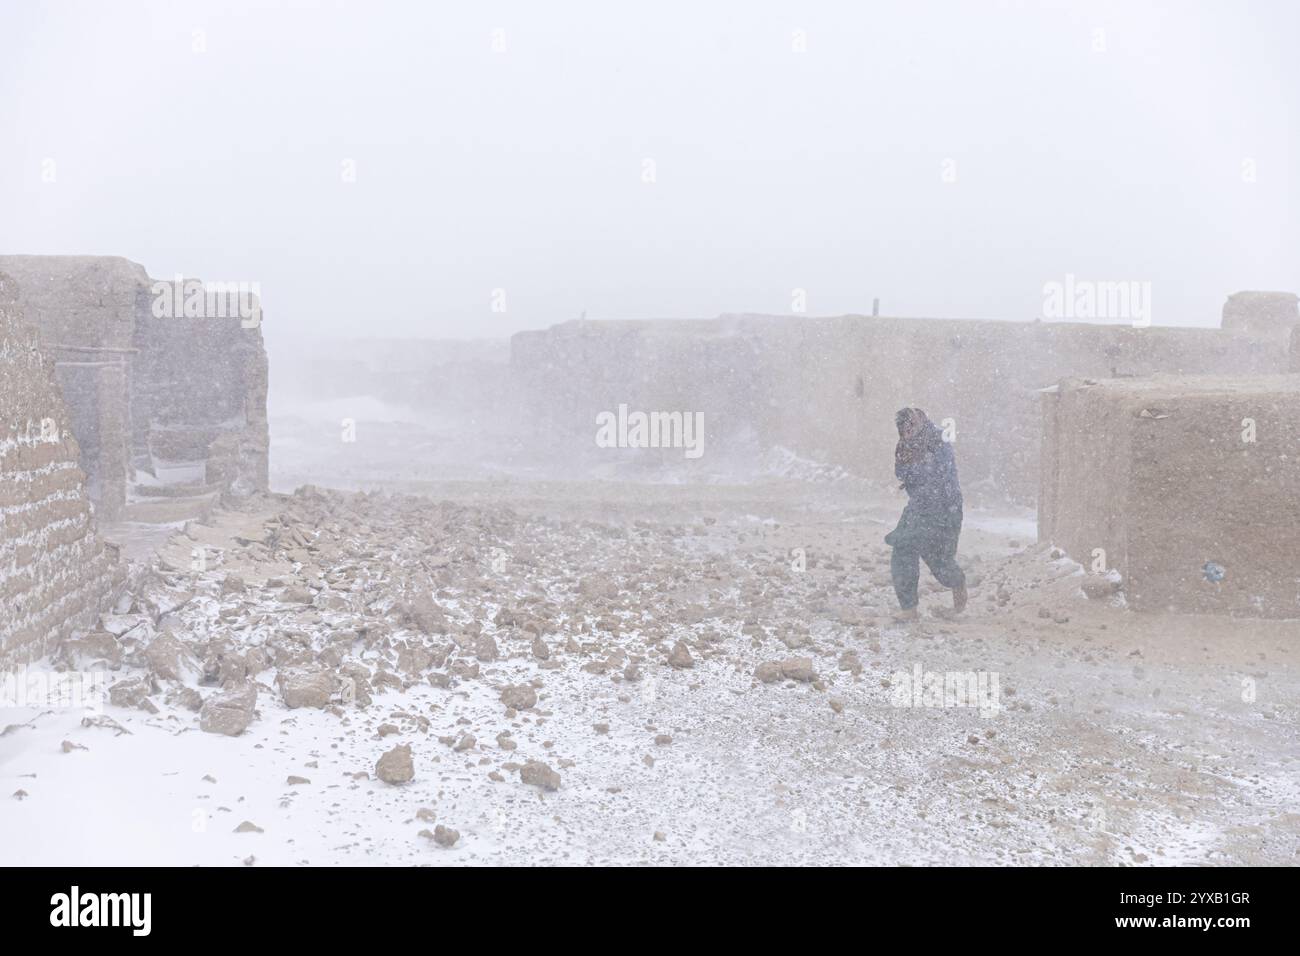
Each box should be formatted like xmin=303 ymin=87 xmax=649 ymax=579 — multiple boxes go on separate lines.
xmin=519 ymin=759 xmax=561 ymax=791
xmin=668 ymin=641 xmax=694 ymax=669
xmin=200 ymin=681 xmax=257 ymax=736
xmin=277 ymin=669 xmax=334 ymax=709
xmin=500 ymin=684 xmax=537 ymax=710
xmin=1082 ymin=575 xmax=1119 ymax=600
xmin=780 ymin=658 xmax=817 ymax=682
xmin=375 ymin=744 xmax=414 ymax=784
xmin=755 ymin=661 xmax=783 ymax=683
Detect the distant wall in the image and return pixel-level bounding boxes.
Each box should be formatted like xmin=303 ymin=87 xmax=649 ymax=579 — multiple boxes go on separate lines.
xmin=1221 ymin=291 xmax=1299 ymax=344
xmin=511 ymin=314 xmax=1289 ymax=501
xmin=0 ymin=273 xmax=123 ymax=662
xmin=1039 ymin=376 xmax=1300 ymax=618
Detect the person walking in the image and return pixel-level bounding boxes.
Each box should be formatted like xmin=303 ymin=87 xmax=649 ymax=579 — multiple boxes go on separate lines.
xmin=885 ymin=407 xmax=967 ymax=620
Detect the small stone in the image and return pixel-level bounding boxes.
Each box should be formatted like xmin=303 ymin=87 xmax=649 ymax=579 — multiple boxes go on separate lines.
xmin=779 ymin=657 xmax=817 ymax=682
xmin=109 ymin=674 xmax=156 ymax=710
xmin=519 ymin=759 xmax=561 ymax=791
xmin=500 ymin=684 xmax=537 ymax=710
xmin=654 ymin=734 xmax=672 ymax=746
xmin=234 ymin=820 xmax=263 ymax=833
xmin=668 ymin=641 xmax=694 ymax=669
xmin=1081 ymin=575 xmax=1119 ymax=600
xmin=200 ymin=681 xmax=256 ymax=736
xmin=286 ymin=775 xmax=311 ymax=786
xmin=433 ymin=824 xmax=459 ymax=847
xmin=474 ymin=634 xmax=499 ymax=662
xmin=375 ymin=744 xmax=414 ymax=784
xmin=754 ymin=661 xmax=782 ymax=683
xmin=277 ymin=669 xmax=334 ymax=709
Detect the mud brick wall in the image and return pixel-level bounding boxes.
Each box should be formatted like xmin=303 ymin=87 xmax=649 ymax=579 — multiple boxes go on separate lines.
xmin=1040 ymin=375 xmax=1300 ymax=618
xmin=0 ymin=274 xmax=123 ymax=662
xmin=512 ymin=314 xmax=1289 ymax=501
xmin=0 ymin=256 xmax=140 ymax=520
xmin=1221 ymin=291 xmax=1299 ymax=344
xmin=132 ymin=287 xmax=269 ymax=496
xmin=0 ymin=256 xmax=269 ymax=515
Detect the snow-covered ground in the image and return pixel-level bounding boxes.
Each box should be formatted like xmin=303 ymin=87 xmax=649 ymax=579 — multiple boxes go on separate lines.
xmin=3 ymin=481 xmax=1296 ymax=866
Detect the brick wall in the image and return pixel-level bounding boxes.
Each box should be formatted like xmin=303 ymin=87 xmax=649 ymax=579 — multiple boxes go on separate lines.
xmin=0 ymin=273 xmax=123 ymax=663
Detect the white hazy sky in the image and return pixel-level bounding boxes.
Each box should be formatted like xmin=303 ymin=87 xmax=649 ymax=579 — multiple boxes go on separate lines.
xmin=2 ymin=0 xmax=1297 ymax=354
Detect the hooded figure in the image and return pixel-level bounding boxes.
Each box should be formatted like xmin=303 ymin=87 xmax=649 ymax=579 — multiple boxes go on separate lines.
xmin=884 ymin=408 xmax=967 ymax=617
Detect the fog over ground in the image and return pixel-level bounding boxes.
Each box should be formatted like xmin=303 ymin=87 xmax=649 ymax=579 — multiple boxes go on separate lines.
xmin=2 ymin=0 xmax=1297 ymax=356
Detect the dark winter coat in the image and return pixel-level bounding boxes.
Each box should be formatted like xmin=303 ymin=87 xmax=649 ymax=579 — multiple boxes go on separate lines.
xmin=893 ymin=413 xmax=963 ymax=518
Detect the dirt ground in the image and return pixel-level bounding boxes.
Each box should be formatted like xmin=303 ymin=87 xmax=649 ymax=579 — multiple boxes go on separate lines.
xmin=2 ymin=478 xmax=1296 ymax=866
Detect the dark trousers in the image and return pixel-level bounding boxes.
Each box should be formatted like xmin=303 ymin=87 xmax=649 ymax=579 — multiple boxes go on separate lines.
xmin=885 ymin=506 xmax=965 ymax=610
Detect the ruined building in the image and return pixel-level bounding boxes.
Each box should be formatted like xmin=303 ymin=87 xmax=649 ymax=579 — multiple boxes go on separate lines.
xmin=0 ymin=256 xmax=269 ymax=523
xmin=511 ymin=298 xmax=1298 ymax=616
xmin=1 ymin=272 xmax=124 ymax=661
xmin=0 ymin=256 xmax=270 ymax=660
xmin=511 ymin=310 xmax=1292 ymax=501
xmin=1040 ymin=375 xmax=1300 ymax=617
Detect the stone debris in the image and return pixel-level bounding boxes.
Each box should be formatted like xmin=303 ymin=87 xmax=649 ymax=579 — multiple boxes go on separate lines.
xmin=519 ymin=760 xmax=561 ymax=791
xmin=200 ymin=682 xmax=257 ymax=736
xmin=780 ymin=658 xmax=817 ymax=683
xmin=1081 ymin=575 xmax=1120 ymax=600
xmin=9 ymin=453 xmax=1291 ymax=867
xmin=109 ymin=675 xmax=157 ymax=711
xmin=500 ymin=684 xmax=537 ymax=711
xmin=376 ymin=744 xmax=414 ymax=784
xmin=277 ymin=669 xmax=334 ymax=709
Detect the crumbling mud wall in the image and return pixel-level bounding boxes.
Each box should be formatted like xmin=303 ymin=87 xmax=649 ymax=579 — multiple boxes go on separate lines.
xmin=0 ymin=273 xmax=123 ymax=662
xmin=511 ymin=319 xmax=763 ymax=474
xmin=1039 ymin=375 xmax=1300 ymax=618
xmin=132 ymin=278 xmax=269 ymax=500
xmin=511 ymin=314 xmax=1288 ymax=500
xmin=0 ymin=256 xmax=269 ymax=521
xmin=1221 ymin=291 xmax=1299 ymax=345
